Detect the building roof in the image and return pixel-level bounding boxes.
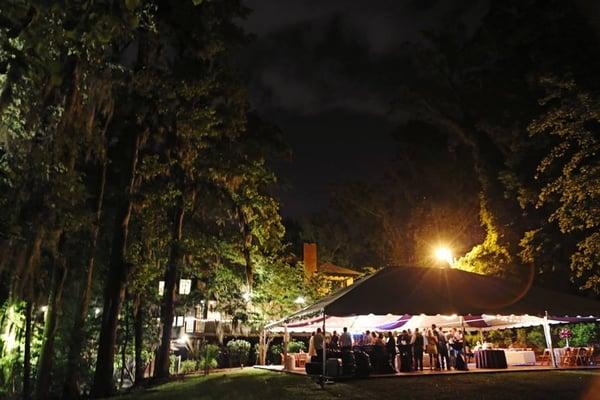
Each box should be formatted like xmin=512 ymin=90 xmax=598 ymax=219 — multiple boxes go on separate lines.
xmin=319 ymin=262 xmax=362 ymax=277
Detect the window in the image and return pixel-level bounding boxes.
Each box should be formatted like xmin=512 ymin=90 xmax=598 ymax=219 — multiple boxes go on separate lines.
xmin=185 ymin=317 xmax=195 ymax=333
xmin=158 ymin=281 xmax=165 ymax=296
xmin=179 ymin=279 xmax=191 ymax=295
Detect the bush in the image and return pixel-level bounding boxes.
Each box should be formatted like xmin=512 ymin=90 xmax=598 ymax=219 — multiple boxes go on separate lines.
xmin=571 ymin=323 xmax=598 ymax=347
xmin=268 ymin=340 xmax=306 ymax=365
xmin=198 ymin=343 xmax=219 ymax=370
xmin=269 ymin=343 xmax=283 ymax=365
xmin=180 ymin=360 xmax=197 ymax=374
xmin=227 ymin=339 xmax=251 ymax=367
xmin=287 ymin=340 xmax=306 ymax=353
xmin=485 ymin=329 xmax=512 ymax=347
xmin=553 ymin=323 xmax=598 ymax=347
xmin=169 ymin=355 xmax=178 ymax=374
xmin=526 ymin=327 xmax=547 ymax=350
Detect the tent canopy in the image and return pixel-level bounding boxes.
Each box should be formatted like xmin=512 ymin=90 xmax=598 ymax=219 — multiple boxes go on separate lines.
xmin=267 ymin=266 xmax=600 ymax=330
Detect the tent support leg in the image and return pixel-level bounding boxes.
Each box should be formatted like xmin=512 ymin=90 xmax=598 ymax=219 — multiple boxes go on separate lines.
xmin=543 ymin=311 xmax=558 ymax=368
xmin=321 ymin=310 xmax=327 ymax=387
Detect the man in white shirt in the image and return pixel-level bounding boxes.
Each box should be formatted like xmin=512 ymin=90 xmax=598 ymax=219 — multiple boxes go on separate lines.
xmin=340 ymin=327 xmax=353 ymax=351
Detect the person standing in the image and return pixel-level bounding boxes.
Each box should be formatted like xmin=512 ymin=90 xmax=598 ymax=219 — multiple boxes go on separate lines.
xmin=413 ymin=328 xmax=424 ymax=371
xmin=314 ymin=328 xmax=324 ymax=360
xmin=406 ymin=329 xmax=414 ymax=370
xmin=340 ymin=327 xmax=353 ymax=352
xmin=386 ymin=331 xmax=397 ymax=372
xmin=432 ymin=324 xmax=449 ymax=370
xmin=397 ymin=330 xmax=412 ymax=372
xmin=308 ymin=331 xmax=316 ymax=357
xmin=331 ymin=330 xmax=339 ymax=350
xmin=426 ymin=329 xmax=439 ymax=370
xmin=453 ymin=328 xmax=468 ymax=370
xmin=363 ymin=330 xmax=372 ymax=346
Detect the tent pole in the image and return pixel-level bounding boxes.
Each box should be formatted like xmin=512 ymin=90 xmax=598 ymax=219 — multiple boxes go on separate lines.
xmin=322 ymin=309 xmax=327 ymax=379
xmin=543 ymin=311 xmax=557 ymax=368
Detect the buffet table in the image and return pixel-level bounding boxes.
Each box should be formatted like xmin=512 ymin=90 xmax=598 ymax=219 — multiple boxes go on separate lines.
xmin=474 ymin=349 xmax=507 ymax=369
xmin=503 ymin=350 xmax=536 ymax=366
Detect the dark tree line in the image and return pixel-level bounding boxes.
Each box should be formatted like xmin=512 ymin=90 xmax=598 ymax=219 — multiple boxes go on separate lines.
xmin=0 ymin=1 xmax=307 ymax=399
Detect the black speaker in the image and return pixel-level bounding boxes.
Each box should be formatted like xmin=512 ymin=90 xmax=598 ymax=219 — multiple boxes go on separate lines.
xmin=305 ymin=362 xmax=322 ymax=375
xmin=354 ymin=351 xmax=371 ymax=377
xmin=341 ymin=350 xmax=356 ymax=366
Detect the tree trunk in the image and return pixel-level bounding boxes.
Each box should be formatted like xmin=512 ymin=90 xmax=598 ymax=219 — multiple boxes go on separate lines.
xmin=154 ymin=202 xmax=185 ymax=380
xmin=133 ymin=293 xmax=145 ymax=385
xmin=119 ymin=296 xmax=130 ymax=389
xmin=63 ymin=160 xmax=107 ymax=399
xmin=35 ymin=259 xmax=68 ymax=400
xmin=22 ymin=299 xmax=33 ymax=400
xmin=91 ymin=132 xmax=140 ymax=398
xmin=238 ymin=207 xmax=253 ymax=290
xmin=14 ymin=232 xmax=43 ymax=296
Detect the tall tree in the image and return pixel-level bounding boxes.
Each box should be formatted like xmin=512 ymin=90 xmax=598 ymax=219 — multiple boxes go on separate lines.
xmin=522 ymin=79 xmax=600 ymax=293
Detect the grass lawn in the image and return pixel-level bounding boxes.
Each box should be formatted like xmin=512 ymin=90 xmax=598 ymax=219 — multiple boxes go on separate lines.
xmin=116 ymin=368 xmax=600 ymax=400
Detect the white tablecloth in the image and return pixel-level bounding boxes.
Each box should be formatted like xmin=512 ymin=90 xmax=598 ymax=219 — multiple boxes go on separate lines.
xmin=503 ymin=350 xmax=536 ymax=366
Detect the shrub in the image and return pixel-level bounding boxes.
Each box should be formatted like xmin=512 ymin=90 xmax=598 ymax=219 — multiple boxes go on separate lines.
xmin=269 ymin=343 xmax=284 ymax=365
xmin=287 ymin=340 xmax=306 ymax=353
xmin=198 ymin=344 xmax=219 ymax=370
xmin=485 ymin=329 xmax=512 ymax=347
xmin=180 ymin=360 xmax=197 ymax=374
xmin=526 ymin=327 xmax=547 ymax=350
xmin=227 ymin=339 xmax=251 ymax=367
xmin=553 ymin=323 xmax=598 ymax=347
xmin=570 ymin=323 xmax=598 ymax=347
xmin=169 ymin=355 xmax=178 ymax=374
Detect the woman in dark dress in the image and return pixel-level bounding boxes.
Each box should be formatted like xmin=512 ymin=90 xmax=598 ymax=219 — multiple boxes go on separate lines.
xmin=398 ymin=330 xmax=413 ymax=372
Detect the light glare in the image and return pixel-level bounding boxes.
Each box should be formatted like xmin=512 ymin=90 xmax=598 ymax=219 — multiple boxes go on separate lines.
xmin=434 ymin=246 xmax=453 ymax=265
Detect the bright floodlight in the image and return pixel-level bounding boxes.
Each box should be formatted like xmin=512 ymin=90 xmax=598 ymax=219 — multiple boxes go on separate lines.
xmin=294 ymin=296 xmax=306 ymax=305
xmin=434 ymin=246 xmax=453 ymax=265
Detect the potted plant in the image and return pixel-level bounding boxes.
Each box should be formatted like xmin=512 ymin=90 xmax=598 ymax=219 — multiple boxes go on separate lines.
xmin=559 ymin=328 xmax=573 ymax=348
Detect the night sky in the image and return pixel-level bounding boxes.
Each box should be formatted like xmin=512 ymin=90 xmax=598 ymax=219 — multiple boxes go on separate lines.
xmin=238 ymin=0 xmax=489 ymax=217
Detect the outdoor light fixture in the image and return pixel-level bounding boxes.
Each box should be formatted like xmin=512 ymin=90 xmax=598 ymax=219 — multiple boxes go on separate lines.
xmin=94 ymin=307 xmax=101 ymax=316
xmin=434 ymin=246 xmax=454 ymax=266
xmin=294 ymin=296 xmax=306 ymax=305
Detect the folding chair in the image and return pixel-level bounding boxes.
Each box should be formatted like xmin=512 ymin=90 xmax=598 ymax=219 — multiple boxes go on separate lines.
xmin=559 ymin=348 xmax=574 ymax=367
xmin=538 ymin=349 xmax=551 ymax=366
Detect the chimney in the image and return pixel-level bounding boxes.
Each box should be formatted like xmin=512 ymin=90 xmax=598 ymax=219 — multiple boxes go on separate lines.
xmin=303 ymin=243 xmax=317 ymax=278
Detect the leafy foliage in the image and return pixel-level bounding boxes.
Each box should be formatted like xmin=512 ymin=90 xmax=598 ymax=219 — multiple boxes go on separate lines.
xmin=522 ymin=79 xmax=600 ymax=292
xmin=226 ymin=339 xmax=251 ymax=367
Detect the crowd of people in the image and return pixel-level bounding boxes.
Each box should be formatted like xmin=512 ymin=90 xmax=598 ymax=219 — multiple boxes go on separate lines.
xmin=307 ymin=324 xmax=470 ymax=374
